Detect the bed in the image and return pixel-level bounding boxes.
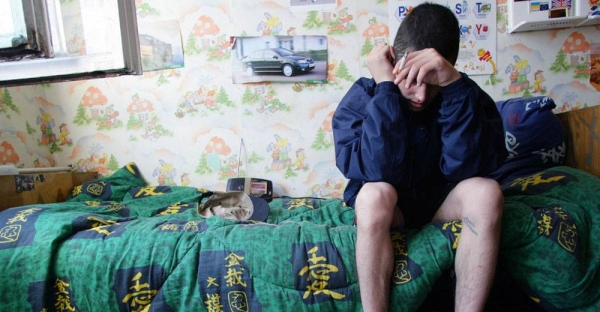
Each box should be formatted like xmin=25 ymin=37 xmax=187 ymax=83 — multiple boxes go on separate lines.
xmin=1 ymin=97 xmax=599 ymax=311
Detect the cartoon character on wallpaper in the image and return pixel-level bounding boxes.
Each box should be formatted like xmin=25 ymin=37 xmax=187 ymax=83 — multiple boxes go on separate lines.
xmin=504 ymin=55 xmax=531 ymax=94
xmin=224 ymin=155 xmax=241 ymax=178
xmin=36 ymin=108 xmax=57 ymax=145
xmin=180 ymin=173 xmax=191 ymax=186
xmin=72 ymin=144 xmax=111 ymax=175
xmin=88 ymin=144 xmax=108 ymax=165
xmin=257 ymin=12 xmax=283 ymax=36
xmin=208 ymin=34 xmax=232 ymax=60
xmin=268 ymin=134 xmax=292 ymax=171
xmin=58 ymin=123 xmax=73 ymax=146
xmin=0 ymin=141 xmax=20 ymax=165
xmin=153 ymin=159 xmax=177 ymax=185
xmin=176 ymin=86 xmax=234 ymax=118
xmin=328 ymin=7 xmax=356 ymax=34
xmin=532 ymin=70 xmax=547 ymax=93
xmin=294 ymin=148 xmax=308 ymax=170
xmin=302 ymin=7 xmax=356 ymax=34
xmin=99 ymin=105 xmax=120 ymax=129
xmin=326 ymin=59 xmax=339 ymax=83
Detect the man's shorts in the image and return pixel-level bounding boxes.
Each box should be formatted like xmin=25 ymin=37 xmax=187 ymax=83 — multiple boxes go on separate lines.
xmin=400 ymin=182 xmax=457 ymax=228
xmin=351 ymin=182 xmax=457 ymax=229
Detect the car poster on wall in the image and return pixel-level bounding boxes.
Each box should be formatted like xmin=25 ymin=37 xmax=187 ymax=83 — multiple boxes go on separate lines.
xmin=231 ymin=36 xmax=328 ymax=84
xmin=388 ymin=0 xmax=498 ymax=76
xmin=138 ymin=20 xmax=185 ymax=72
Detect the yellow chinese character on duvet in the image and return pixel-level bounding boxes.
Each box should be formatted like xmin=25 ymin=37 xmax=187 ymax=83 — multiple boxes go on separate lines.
xmin=287 ymin=198 xmax=314 ymax=210
xmin=204 ymin=293 xmax=224 ymax=312
xmin=510 ymin=173 xmax=564 ymax=191
xmin=298 ymin=246 xmax=345 ymax=300
xmin=54 ymin=278 xmax=75 ymax=312
xmin=224 ymin=252 xmax=245 ymax=268
xmin=7 ymin=208 xmax=41 ymax=224
xmin=122 ymin=272 xmax=157 ymax=312
xmin=225 ymin=268 xmax=247 ymax=287
xmin=134 ymin=186 xmax=165 ymax=198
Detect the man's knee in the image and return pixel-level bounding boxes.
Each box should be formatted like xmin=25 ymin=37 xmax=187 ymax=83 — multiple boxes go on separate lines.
xmin=356 ymin=182 xmax=397 ymax=208
xmin=355 ymin=182 xmax=398 ymax=226
xmin=457 ymin=177 xmax=503 ymax=219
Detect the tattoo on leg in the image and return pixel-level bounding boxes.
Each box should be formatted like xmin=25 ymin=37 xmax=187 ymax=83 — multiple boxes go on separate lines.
xmin=464 ymin=217 xmax=478 ymax=236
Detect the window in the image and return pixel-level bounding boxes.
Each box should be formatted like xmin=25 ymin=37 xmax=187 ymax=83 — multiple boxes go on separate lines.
xmin=0 ymin=0 xmax=28 ymax=50
xmin=0 ymin=0 xmax=142 ymax=87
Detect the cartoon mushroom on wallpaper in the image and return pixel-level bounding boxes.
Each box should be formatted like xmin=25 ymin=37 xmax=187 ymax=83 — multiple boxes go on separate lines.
xmin=204 ymin=136 xmax=231 ymax=173
xmin=75 ymin=86 xmax=119 ymax=128
xmin=362 ymin=17 xmax=389 ymax=46
xmin=0 ymin=141 xmax=19 ymax=165
xmin=192 ymin=15 xmax=220 ymax=50
xmin=81 ymin=86 xmax=108 ymax=119
xmin=562 ymin=32 xmax=590 ymax=68
xmin=127 ymin=94 xmax=154 ymax=129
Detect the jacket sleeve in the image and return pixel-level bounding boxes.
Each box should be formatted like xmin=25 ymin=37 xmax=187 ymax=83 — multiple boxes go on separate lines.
xmin=438 ymin=73 xmax=507 ymax=182
xmin=332 ymin=78 xmax=408 ymax=185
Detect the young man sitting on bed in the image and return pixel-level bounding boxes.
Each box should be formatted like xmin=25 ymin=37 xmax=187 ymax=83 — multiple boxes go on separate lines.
xmin=332 ymin=3 xmax=507 ymax=311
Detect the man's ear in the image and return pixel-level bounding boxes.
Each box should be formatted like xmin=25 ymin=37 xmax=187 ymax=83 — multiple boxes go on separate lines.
xmin=389 ymin=45 xmax=396 ymax=64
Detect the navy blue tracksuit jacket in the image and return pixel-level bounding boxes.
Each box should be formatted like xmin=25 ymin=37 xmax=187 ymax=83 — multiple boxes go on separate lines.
xmin=333 ymin=73 xmax=507 ymax=224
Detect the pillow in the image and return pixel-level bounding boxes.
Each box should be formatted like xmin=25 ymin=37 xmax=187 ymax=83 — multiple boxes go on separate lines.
xmin=488 ymin=96 xmax=566 ymax=185
xmin=67 ymin=162 xmax=147 ymax=202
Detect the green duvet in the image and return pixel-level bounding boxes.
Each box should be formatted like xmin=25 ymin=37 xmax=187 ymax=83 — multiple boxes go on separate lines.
xmin=0 ymin=164 xmax=598 ymax=311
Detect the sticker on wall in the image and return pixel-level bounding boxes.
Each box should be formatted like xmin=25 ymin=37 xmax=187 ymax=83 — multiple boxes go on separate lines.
xmin=388 ymin=0 xmax=498 ymax=75
xmin=231 ymin=36 xmax=328 ymax=84
xmin=137 ymin=20 xmax=185 ymax=72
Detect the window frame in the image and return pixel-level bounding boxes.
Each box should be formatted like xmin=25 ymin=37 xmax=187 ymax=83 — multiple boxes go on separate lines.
xmin=0 ymin=0 xmax=142 ymax=87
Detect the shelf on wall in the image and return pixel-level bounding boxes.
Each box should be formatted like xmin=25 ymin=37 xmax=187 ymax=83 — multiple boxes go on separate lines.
xmin=508 ymin=16 xmax=587 ymax=33
xmin=576 ymin=15 xmax=600 ymax=27
xmin=507 ymin=0 xmax=600 ymax=34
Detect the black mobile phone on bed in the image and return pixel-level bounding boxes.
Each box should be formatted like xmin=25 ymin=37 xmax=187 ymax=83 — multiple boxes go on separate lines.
xmin=226 ymin=177 xmax=273 ymax=202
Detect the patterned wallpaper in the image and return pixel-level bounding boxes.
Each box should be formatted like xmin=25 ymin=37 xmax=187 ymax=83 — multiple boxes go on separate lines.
xmin=1 ymin=0 xmax=599 ymax=198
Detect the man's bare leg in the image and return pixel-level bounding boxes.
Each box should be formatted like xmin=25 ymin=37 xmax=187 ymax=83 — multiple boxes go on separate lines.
xmin=433 ymin=177 xmax=503 ymax=311
xmin=354 ymin=182 xmax=403 ymax=312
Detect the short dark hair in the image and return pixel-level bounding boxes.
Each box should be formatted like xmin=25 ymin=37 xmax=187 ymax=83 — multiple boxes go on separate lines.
xmin=393 ymin=2 xmax=460 ymax=65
